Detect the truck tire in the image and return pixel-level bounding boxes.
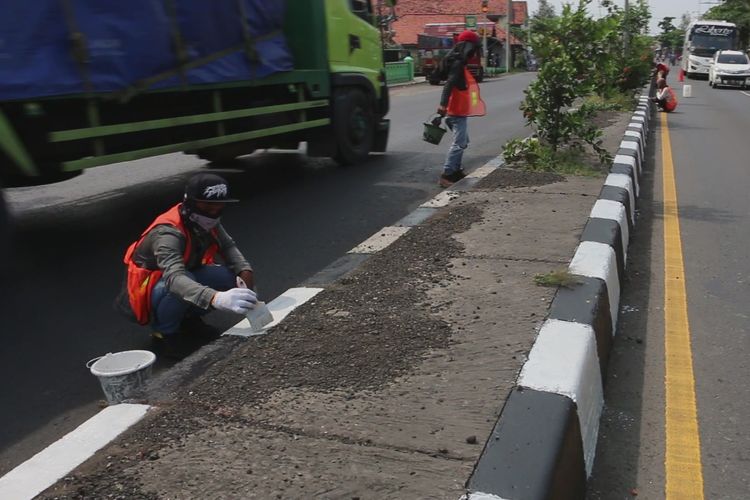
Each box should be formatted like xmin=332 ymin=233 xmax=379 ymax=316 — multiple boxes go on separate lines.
xmin=332 ymin=87 xmax=374 ymax=165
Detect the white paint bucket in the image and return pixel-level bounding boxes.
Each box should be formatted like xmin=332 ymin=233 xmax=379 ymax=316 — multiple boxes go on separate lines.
xmin=87 ymin=350 xmax=156 ymax=405
xmin=682 ymin=84 xmax=692 ymax=98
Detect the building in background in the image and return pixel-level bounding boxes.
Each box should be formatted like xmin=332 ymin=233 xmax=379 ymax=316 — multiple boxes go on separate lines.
xmin=392 ymin=0 xmax=528 ymax=72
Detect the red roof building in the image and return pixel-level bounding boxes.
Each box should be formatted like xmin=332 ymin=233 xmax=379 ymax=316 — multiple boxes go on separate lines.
xmin=392 ymin=0 xmax=528 ymax=46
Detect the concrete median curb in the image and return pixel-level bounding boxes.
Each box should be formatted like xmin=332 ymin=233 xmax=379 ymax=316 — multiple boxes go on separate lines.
xmin=464 ymin=90 xmax=654 ymax=499
xmin=1 ymin=90 xmax=654 ymax=499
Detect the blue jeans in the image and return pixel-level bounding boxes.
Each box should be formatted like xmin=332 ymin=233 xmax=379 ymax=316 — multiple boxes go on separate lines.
xmin=151 ymin=265 xmax=235 ymax=335
xmin=443 ymin=115 xmax=469 ymax=175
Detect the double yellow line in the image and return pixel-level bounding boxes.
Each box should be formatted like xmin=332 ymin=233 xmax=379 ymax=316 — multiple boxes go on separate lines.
xmin=660 ymin=112 xmax=705 ymax=498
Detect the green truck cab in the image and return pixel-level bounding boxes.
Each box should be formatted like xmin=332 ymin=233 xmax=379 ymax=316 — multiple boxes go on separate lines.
xmin=0 ymin=0 xmax=390 ymax=192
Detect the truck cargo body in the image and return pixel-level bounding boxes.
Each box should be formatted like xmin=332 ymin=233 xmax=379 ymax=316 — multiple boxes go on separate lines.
xmin=0 ymin=0 xmax=390 ymax=188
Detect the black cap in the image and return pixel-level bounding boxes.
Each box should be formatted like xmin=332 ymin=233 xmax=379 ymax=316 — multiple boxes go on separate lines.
xmin=184 ymin=173 xmax=239 ymax=203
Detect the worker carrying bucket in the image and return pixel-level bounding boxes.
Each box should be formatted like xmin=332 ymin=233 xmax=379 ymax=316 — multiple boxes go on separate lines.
xmin=432 ymin=30 xmax=487 ymax=188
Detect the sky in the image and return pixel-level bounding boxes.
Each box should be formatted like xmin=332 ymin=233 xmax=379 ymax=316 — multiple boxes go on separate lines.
xmin=522 ymin=0 xmax=720 ymax=34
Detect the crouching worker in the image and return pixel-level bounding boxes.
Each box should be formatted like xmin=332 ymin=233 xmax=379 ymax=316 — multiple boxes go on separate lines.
xmin=651 ymin=78 xmax=677 ymax=113
xmin=117 ymin=173 xmax=257 ymax=359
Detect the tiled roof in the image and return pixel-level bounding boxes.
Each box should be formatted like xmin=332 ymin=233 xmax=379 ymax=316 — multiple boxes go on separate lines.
xmin=395 ymin=0 xmax=527 ymax=22
xmin=392 ymin=1 xmax=528 ymax=46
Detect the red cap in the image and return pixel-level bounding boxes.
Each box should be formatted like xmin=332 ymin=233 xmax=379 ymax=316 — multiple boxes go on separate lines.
xmin=457 ymin=30 xmax=481 ymax=45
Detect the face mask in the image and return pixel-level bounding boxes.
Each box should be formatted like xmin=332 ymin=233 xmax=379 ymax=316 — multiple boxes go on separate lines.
xmin=189 ymin=212 xmax=221 ymax=231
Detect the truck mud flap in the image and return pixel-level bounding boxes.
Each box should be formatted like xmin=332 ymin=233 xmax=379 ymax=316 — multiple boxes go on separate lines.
xmin=372 ymin=119 xmax=390 ymax=153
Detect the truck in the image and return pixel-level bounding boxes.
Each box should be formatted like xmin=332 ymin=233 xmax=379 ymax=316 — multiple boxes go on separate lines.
xmin=0 ymin=0 xmax=391 ymax=230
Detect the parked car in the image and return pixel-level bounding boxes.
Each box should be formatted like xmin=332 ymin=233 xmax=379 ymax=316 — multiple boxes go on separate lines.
xmin=708 ymin=50 xmax=750 ymax=89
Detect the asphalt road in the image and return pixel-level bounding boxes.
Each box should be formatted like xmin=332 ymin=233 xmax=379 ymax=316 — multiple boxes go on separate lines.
xmin=0 ymin=72 xmax=536 ymax=475
xmin=588 ymin=80 xmax=750 ymax=498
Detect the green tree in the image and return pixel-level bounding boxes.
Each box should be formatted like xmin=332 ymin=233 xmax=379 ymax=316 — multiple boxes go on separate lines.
xmin=531 ymin=0 xmax=557 ymax=33
xmin=520 ymin=1 xmax=607 ymax=154
xmin=704 ymin=0 xmax=750 ymax=49
xmin=658 ymin=16 xmax=684 ymax=50
xmin=507 ymin=0 xmax=652 ymax=169
xmin=533 ymin=0 xmax=556 ymax=21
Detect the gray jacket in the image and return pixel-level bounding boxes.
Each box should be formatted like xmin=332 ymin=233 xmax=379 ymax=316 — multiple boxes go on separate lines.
xmin=130 ymin=221 xmax=252 ymax=311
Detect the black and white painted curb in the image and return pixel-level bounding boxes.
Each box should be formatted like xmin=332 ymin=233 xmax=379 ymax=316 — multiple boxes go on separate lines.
xmin=0 ymin=93 xmax=652 ymax=499
xmin=465 ymin=90 xmax=653 ymax=500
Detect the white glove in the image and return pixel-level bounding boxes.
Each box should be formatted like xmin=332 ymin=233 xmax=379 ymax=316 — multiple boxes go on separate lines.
xmin=212 ymin=288 xmax=257 ymax=315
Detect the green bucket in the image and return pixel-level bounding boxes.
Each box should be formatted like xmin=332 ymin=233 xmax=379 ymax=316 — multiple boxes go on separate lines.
xmin=422 ymin=118 xmax=447 ymax=145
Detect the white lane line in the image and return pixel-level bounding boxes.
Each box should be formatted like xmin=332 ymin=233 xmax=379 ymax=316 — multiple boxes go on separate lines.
xmin=420 ymin=189 xmax=461 ymax=208
xmin=224 ymin=287 xmax=323 ymax=337
xmin=348 ymin=226 xmax=411 ymax=254
xmin=466 ymin=164 xmax=498 ymax=179
xmin=0 ymin=404 xmax=151 ymax=500
xmin=742 ymin=91 xmax=750 ymax=97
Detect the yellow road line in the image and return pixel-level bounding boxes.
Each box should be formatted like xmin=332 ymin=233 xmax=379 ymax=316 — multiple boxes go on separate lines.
xmin=660 ymin=111 xmax=705 ymax=499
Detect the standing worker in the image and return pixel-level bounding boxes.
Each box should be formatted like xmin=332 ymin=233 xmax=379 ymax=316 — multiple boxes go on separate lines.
xmin=117 ymin=173 xmax=257 ymax=359
xmin=435 ymin=30 xmax=487 ymax=188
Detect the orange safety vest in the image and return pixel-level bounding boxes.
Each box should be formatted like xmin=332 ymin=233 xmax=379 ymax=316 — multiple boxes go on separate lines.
xmin=123 ymin=204 xmax=220 ymax=325
xmin=446 ymin=68 xmax=487 ymax=117
xmin=663 ymin=87 xmax=677 ymax=112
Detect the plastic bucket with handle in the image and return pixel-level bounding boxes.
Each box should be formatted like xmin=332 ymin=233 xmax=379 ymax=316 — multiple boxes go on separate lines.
xmin=87 ymin=350 xmax=156 ymax=405
xmin=422 ymin=114 xmax=447 ymax=145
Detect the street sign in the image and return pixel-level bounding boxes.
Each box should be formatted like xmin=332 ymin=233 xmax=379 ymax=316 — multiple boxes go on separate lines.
xmin=465 ymin=15 xmax=477 ymax=29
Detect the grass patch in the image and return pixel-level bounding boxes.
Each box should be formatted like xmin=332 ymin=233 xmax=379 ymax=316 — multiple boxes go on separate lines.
xmin=582 ymin=93 xmax=634 ymax=112
xmin=503 ymin=138 xmax=608 ymax=176
xmin=534 ymin=269 xmax=581 ymax=288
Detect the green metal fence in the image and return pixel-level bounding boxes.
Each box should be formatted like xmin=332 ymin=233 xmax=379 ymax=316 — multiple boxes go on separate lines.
xmin=385 ymin=57 xmax=414 ymax=85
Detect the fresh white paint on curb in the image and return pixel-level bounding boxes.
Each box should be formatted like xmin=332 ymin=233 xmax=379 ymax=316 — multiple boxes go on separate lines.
xmin=605 ymin=173 xmax=636 ymax=223
xmin=633 ymin=110 xmax=647 ymax=118
xmin=569 ymin=241 xmax=620 ymax=331
xmin=627 ymin=122 xmax=646 ymax=144
xmin=224 ymin=287 xmax=323 ymax=337
xmin=518 ymin=319 xmax=603 ymax=477
xmin=623 ymin=130 xmax=644 ymax=156
xmin=619 ymin=140 xmax=641 ymax=164
xmin=462 ymin=492 xmax=510 ymax=500
xmin=589 ymin=199 xmax=629 ymax=260
xmin=613 ymin=153 xmax=640 ymax=179
xmin=420 ymin=190 xmax=461 ymax=208
xmin=631 ymin=115 xmax=646 ymax=124
xmin=0 ymin=404 xmax=151 ymax=500
xmin=466 ymin=164 xmax=498 ymax=179
xmin=348 ymin=226 xmax=411 ymax=254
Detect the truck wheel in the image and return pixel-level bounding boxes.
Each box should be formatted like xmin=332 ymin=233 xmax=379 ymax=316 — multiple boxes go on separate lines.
xmin=333 ymin=88 xmax=374 ymax=165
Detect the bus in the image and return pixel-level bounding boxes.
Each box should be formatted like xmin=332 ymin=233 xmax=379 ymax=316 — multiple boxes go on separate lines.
xmin=681 ymin=20 xmax=739 ymax=79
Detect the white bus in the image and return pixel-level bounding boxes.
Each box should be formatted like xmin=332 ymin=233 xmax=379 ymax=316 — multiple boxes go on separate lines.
xmin=682 ymin=20 xmax=739 ymax=78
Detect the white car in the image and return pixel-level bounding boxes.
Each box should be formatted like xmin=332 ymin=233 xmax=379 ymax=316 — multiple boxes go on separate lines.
xmin=708 ymin=50 xmax=750 ymax=89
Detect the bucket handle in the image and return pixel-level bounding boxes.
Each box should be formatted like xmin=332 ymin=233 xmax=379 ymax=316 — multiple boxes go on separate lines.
xmin=86 ymin=356 xmax=103 ymax=369
xmin=427 ymin=113 xmax=444 ymax=126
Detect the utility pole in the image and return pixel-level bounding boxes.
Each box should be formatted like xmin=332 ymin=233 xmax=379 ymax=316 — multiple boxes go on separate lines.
xmin=481 ymin=1 xmax=489 ymax=70
xmin=506 ymin=0 xmax=511 ymax=72
xmin=623 ymin=0 xmax=629 ymax=56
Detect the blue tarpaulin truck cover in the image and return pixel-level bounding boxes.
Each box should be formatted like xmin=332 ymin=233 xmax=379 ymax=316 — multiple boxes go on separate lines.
xmin=0 ymin=0 xmax=293 ymax=101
